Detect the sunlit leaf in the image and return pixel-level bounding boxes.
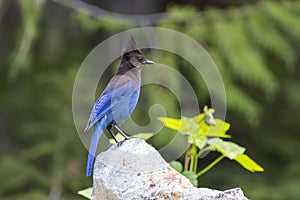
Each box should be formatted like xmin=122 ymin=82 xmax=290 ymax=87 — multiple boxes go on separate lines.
xmin=134 ymin=133 xmax=155 ymax=140
xmin=158 ymin=117 xmax=183 ymax=131
xmin=181 ymin=116 xmax=200 ymax=134
xmin=109 ymin=133 xmax=155 ymax=144
xmin=159 ymin=116 xmax=198 ymax=135
xmin=188 ymin=134 xmax=207 ymax=149
xmin=199 ymin=119 xmax=231 ymax=138
xmin=191 ymin=114 xmax=205 ymax=124
xmin=235 ymin=154 xmax=264 ymax=172
xmin=207 ymin=138 xmax=245 ymax=159
xmin=78 ymin=187 xmax=92 ymax=199
xmin=160 ymin=110 xmax=230 ymax=139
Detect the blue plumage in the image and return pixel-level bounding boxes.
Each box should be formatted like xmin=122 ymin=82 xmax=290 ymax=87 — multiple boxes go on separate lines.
xmin=84 ymin=36 xmax=154 ymax=176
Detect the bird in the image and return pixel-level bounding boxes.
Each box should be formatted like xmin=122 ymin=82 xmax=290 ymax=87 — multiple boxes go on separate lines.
xmin=84 ymin=36 xmax=154 ymax=177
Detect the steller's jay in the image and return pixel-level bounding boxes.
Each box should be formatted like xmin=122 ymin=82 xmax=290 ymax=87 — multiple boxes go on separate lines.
xmin=84 ymin=36 xmax=154 ymax=176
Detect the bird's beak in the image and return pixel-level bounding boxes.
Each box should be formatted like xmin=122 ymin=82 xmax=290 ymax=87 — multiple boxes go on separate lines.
xmin=144 ymin=59 xmax=154 ymax=65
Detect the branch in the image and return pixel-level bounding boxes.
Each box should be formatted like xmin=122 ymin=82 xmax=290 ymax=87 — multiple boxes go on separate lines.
xmin=52 ymin=0 xmax=169 ymax=26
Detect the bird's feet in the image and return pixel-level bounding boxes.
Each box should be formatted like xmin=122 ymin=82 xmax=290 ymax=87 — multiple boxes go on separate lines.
xmin=107 ymin=123 xmax=130 ymax=146
xmin=113 ymin=123 xmax=130 ymax=140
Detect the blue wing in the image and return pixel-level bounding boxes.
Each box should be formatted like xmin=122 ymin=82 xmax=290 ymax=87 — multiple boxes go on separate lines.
xmin=84 ymin=93 xmax=112 ymax=132
xmin=84 ymin=75 xmax=140 ymax=132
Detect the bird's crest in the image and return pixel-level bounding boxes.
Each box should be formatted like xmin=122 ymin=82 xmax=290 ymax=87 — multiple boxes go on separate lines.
xmin=122 ymin=36 xmax=143 ymax=55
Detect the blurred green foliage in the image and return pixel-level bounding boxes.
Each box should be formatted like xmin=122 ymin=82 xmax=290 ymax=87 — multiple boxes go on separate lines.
xmin=1 ymin=0 xmax=300 ymax=199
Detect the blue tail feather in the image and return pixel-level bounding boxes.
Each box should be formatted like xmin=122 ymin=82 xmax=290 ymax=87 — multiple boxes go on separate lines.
xmin=86 ymin=122 xmax=106 ymax=176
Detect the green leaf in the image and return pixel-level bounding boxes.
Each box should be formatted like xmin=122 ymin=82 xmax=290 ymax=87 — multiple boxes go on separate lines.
xmin=207 ymin=139 xmax=264 ymax=173
xmin=78 ymin=187 xmax=92 ymax=199
xmin=134 ymin=133 xmax=155 ymax=140
xmin=160 ymin=113 xmax=211 ymax=136
xmin=207 ymin=138 xmax=245 ymax=159
xmin=109 ymin=133 xmax=155 ymax=144
xmin=182 ymin=171 xmax=198 ymax=187
xmin=158 ymin=117 xmax=182 ymax=131
xmin=199 ymin=119 xmax=231 ymax=138
xmin=159 ymin=116 xmax=198 ymax=135
xmin=188 ymin=134 xmax=207 ymax=149
xmin=169 ymin=161 xmax=183 ymax=173
xmin=235 ymin=154 xmax=264 ymax=172
xmin=160 ymin=112 xmax=231 ymax=138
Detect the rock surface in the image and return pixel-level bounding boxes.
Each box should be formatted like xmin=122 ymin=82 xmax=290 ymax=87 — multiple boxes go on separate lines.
xmin=92 ymin=138 xmax=248 ymax=200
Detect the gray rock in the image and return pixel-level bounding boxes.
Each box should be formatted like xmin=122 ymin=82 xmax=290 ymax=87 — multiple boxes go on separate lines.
xmin=92 ymin=138 xmax=248 ymax=200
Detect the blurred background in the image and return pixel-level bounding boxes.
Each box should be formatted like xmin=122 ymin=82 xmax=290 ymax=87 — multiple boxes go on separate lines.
xmin=1 ymin=0 xmax=300 ymax=199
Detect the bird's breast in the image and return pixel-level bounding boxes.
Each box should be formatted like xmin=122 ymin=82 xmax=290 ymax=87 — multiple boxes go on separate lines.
xmin=110 ymin=88 xmax=140 ymax=124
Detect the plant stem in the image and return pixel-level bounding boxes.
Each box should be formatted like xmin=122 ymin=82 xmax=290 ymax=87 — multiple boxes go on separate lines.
xmin=194 ymin=151 xmax=198 ymax=173
xmin=189 ymin=114 xmax=205 ymax=173
xmin=189 ymin=155 xmax=194 ymax=171
xmin=196 ymin=155 xmax=225 ymax=177
xmin=184 ymin=144 xmax=191 ymax=171
xmin=190 ymin=144 xmax=197 ymax=172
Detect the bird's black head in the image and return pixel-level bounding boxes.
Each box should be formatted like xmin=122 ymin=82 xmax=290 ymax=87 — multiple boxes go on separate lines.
xmin=120 ymin=36 xmax=154 ymax=71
